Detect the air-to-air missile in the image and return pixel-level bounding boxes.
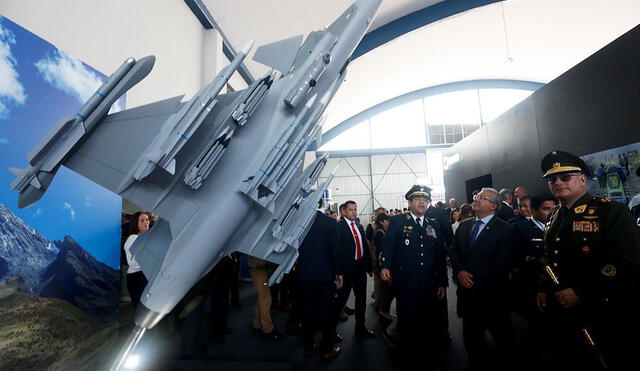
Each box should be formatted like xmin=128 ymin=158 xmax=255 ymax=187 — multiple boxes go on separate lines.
xmin=8 ymin=0 xmax=382 ymax=370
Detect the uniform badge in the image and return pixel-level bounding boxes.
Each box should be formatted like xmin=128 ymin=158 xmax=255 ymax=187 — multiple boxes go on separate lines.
xmin=588 ymin=208 xmax=596 ymax=215
xmin=573 ymin=221 xmax=599 ymax=232
xmin=405 ymin=214 xmax=412 ymax=220
xmin=574 ymin=205 xmax=587 ymax=214
xmin=405 ymin=239 xmax=410 ymax=246
xmin=601 ymin=264 xmax=616 ymax=277
xmin=425 ymin=226 xmax=437 ymax=238
xmin=581 ymin=246 xmax=590 ymax=253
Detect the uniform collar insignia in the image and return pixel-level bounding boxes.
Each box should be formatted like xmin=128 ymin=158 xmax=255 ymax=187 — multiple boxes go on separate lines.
xmin=574 ymin=205 xmax=587 ymax=214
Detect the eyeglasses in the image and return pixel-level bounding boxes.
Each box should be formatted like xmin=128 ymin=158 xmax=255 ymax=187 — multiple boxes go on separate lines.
xmin=547 ymin=172 xmax=582 ymax=184
xmin=473 ymin=194 xmax=491 ymax=202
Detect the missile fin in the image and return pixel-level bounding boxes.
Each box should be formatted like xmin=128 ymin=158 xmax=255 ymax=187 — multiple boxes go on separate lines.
xmin=253 ymin=35 xmax=303 ymax=74
xmin=29 ymin=176 xmax=42 ymax=190
xmin=164 ymin=159 xmax=176 ymax=175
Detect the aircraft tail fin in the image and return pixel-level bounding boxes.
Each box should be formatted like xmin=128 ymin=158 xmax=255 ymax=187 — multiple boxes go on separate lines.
xmin=130 ymin=218 xmax=173 ymax=280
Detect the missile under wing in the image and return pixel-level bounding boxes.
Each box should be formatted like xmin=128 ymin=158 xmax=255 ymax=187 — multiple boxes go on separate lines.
xmin=8 ymin=1 xmax=382 ymax=369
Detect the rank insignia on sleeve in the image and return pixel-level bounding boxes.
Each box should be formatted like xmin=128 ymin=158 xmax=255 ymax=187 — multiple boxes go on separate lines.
xmin=574 ymin=205 xmax=587 ymax=214
xmin=601 ymin=264 xmax=616 ymax=277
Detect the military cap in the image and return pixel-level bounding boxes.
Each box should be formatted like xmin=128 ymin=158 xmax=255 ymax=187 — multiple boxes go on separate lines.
xmin=541 ymin=150 xmax=588 ymax=178
xmin=405 ymin=185 xmax=431 ymax=200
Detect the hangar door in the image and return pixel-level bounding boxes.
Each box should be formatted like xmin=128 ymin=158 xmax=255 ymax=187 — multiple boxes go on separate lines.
xmin=318 ymin=151 xmax=443 ymax=226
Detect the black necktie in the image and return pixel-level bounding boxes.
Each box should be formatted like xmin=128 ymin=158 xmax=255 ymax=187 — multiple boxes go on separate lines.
xmin=416 ymin=218 xmax=422 ymax=228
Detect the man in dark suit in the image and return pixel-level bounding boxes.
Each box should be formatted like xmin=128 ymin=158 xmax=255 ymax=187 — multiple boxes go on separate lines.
xmin=536 ymin=150 xmax=640 ymax=370
xmin=334 ymin=200 xmax=375 ymax=338
xmin=451 ymin=187 xmax=517 ymax=371
xmin=426 ymin=196 xmax=454 ymax=344
xmin=497 ymin=188 xmax=516 ymax=221
xmin=381 ymin=185 xmax=448 ymax=370
xmin=296 ymin=200 xmax=343 ymax=359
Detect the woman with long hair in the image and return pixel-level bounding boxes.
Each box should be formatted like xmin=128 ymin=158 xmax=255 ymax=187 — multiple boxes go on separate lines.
xmin=123 ymin=211 xmax=153 ymax=307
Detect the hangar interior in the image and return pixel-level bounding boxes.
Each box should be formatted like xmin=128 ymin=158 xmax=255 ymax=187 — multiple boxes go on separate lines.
xmin=4 ymin=0 xmax=639 ymax=217
xmin=2 ymin=0 xmax=640 ymax=370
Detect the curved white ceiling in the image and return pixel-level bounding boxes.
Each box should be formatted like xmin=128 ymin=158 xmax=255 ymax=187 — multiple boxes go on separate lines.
xmin=203 ymin=0 xmax=640 ymax=132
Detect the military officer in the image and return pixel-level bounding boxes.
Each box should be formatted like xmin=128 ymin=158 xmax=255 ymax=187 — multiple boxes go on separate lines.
xmin=512 ymin=194 xmax=557 ymax=314
xmin=381 ymin=185 xmax=448 ymax=371
xmin=536 ymin=150 xmax=640 ymax=370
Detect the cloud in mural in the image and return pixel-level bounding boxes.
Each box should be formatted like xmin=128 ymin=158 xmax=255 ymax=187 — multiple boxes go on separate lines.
xmin=0 ymin=19 xmax=27 ymax=119
xmin=84 ymin=195 xmax=92 ymax=207
xmin=34 ymin=49 xmax=123 ymax=113
xmin=0 ymin=133 xmax=9 ymax=144
xmin=33 ymin=208 xmax=43 ymax=218
xmin=62 ymin=201 xmax=76 ymax=220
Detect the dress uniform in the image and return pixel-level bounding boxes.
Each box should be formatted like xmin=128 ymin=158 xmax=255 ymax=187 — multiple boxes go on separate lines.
xmin=381 ymin=185 xmax=448 ymax=370
xmin=539 ymin=150 xmax=640 ymax=370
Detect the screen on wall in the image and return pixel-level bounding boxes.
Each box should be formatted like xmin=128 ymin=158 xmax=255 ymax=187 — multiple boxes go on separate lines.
xmin=581 ymin=142 xmax=640 ymax=206
xmin=465 ymin=174 xmax=493 ymax=203
xmin=0 ymin=16 xmax=123 ymax=370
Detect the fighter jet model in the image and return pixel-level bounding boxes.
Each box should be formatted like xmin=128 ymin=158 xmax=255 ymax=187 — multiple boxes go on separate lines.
xmin=9 ymin=0 xmax=382 ymax=369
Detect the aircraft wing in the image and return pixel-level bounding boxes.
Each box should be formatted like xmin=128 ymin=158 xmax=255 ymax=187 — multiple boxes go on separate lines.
xmin=63 ymin=95 xmax=184 ymax=201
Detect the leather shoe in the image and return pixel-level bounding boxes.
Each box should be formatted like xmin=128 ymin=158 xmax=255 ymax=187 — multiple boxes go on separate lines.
xmin=355 ymin=327 xmax=375 ymax=339
xmin=334 ymin=333 xmax=343 ymax=343
xmin=303 ymin=343 xmax=317 ymax=357
xmin=265 ymin=329 xmax=281 ymax=341
xmin=339 ymin=311 xmax=349 ymax=321
xmin=322 ymin=346 xmax=341 ymax=360
xmin=343 ymin=306 xmax=355 ymax=315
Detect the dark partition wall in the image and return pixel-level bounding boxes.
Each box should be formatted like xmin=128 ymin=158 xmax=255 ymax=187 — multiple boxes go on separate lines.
xmin=445 ymin=24 xmax=640 ymax=200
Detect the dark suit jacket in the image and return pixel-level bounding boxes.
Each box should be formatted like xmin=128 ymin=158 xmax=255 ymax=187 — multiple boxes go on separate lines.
xmin=497 ymin=202 xmax=515 ymax=221
xmin=338 ymin=218 xmax=372 ymax=274
xmin=451 ymin=215 xmax=517 ymax=316
xmin=427 ymin=205 xmax=454 ymax=247
xmin=296 ymin=211 xmax=342 ymax=282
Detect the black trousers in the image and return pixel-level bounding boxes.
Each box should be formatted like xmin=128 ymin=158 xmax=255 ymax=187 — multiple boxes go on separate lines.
xmin=126 ymin=271 xmax=148 ymax=307
xmin=209 ymin=256 xmax=232 ymax=337
xmin=396 ymin=287 xmax=440 ymax=370
xmin=461 ymin=301 xmax=515 ymax=371
xmin=298 ymin=281 xmax=336 ymax=352
xmin=334 ymin=261 xmax=368 ymax=329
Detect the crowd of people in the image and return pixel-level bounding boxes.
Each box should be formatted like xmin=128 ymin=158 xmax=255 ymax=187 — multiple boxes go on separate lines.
xmin=119 ymin=149 xmax=640 ymax=370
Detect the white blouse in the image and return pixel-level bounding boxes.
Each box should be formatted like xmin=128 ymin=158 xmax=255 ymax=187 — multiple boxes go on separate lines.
xmin=124 ymin=234 xmax=141 ymax=274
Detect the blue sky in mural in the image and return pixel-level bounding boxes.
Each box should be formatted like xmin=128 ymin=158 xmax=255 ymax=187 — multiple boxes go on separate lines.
xmin=0 ymin=16 xmax=123 ymax=269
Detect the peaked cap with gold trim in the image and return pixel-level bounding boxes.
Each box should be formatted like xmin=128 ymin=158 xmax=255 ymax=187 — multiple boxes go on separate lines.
xmin=405 ymin=185 xmax=432 ymax=200
xmin=541 ymin=150 xmax=588 ymax=178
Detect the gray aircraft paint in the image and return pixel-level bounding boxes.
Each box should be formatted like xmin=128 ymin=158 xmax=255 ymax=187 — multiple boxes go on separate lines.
xmin=8 ymin=0 xmax=382 ymax=369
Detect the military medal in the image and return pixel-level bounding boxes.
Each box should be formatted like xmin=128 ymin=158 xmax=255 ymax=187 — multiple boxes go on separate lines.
xmin=425 ymin=226 xmax=437 ymax=238
xmin=572 ymin=221 xmax=599 ymax=232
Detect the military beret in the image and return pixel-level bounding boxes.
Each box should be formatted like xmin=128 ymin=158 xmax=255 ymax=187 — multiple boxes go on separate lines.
xmin=541 ymin=150 xmax=588 ymax=178
xmin=405 ymin=185 xmax=432 ymax=200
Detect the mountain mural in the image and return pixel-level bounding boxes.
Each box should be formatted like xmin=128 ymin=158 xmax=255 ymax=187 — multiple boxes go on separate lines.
xmin=0 ymin=204 xmax=119 ymax=324
xmin=39 ymin=236 xmax=120 ymax=324
xmin=0 ymin=204 xmax=58 ymax=292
